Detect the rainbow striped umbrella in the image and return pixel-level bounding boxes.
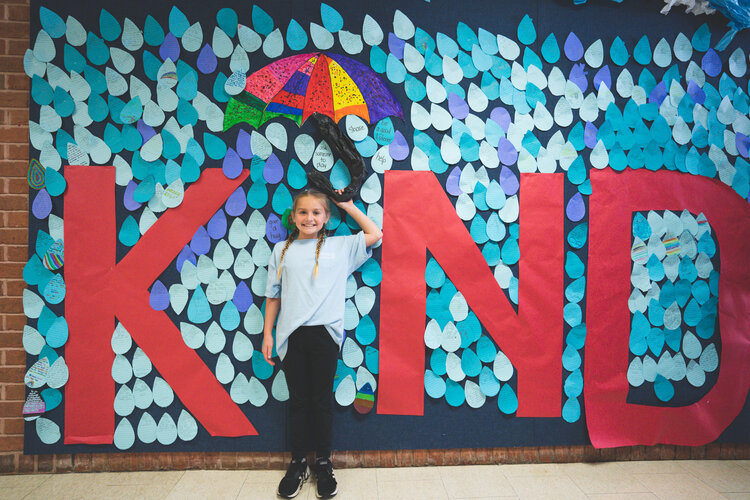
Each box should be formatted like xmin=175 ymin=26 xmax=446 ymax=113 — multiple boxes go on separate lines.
xmin=222 ymin=52 xmax=403 ymax=131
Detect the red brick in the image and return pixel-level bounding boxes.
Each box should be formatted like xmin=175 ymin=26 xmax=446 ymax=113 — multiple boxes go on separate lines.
xmin=203 ymin=452 xmax=221 ymax=470
xmin=475 ymin=448 xmax=493 ymax=464
xmin=54 ymin=454 xmax=73 ymax=473
xmin=719 ymin=444 xmax=735 ymax=459
xmin=170 ymin=452 xmax=189 ymax=469
xmin=412 ymin=449 xmax=428 ymax=466
xmin=567 ymin=446 xmax=586 ymax=462
xmin=269 ymin=452 xmax=286 ymax=469
xmin=361 ymin=450 xmax=379 ymax=468
xmin=582 ymin=447 xmax=601 ymax=462
xmin=6 ymin=5 xmax=29 ymax=22
xmin=0 ymin=195 xmax=27 ymax=210
xmin=5 ymin=74 xmax=29 ymax=90
xmin=0 ymin=127 xmax=28 ymax=143
xmin=0 ymin=376 xmax=26 ymax=394
xmin=111 ymin=453 xmax=139 ymax=471
xmin=5 ymin=279 xmax=25 ymax=296
xmin=37 ymin=454 xmax=53 ymax=472
xmin=0 ymin=91 xmax=27 ymax=108
xmin=0 ymin=400 xmax=22 ymax=418
xmin=5 ymin=144 xmax=29 ymax=160
xmin=90 ymin=453 xmax=108 ymax=472
xmin=5 ymin=109 xmax=27 ymax=125
xmin=0 ymin=230 xmax=26 ymax=246
xmin=615 ymin=446 xmax=631 ymax=461
xmin=220 ymin=452 xmax=237 ymax=470
xmin=244 ymin=452 xmax=269 ymax=469
xmin=393 ymin=449 xmax=411 ymax=467
xmin=674 ymin=446 xmax=692 ymax=460
xmin=139 ymin=453 xmax=159 ymax=471
xmin=0 ymin=453 xmax=16 ymax=472
xmin=7 ymin=40 xmax=28 ymax=56
xmin=599 ymin=448 xmax=617 ymax=461
xmin=3 ymin=383 xmax=25 ymax=400
xmin=17 ymin=453 xmax=34 ymax=473
xmin=0 ymin=56 xmax=23 ymax=72
xmin=521 ymin=447 xmax=539 ymax=463
xmin=235 ymin=452 xmax=253 ymax=469
xmin=5 ymin=313 xmax=27 ymax=330
xmin=539 ymin=446 xmax=555 ymax=463
xmin=457 ymin=448 xmax=475 ymax=465
xmin=426 ymin=449 xmax=444 ymax=466
xmin=735 ymin=445 xmax=750 ymax=459
xmin=443 ymin=449 xmax=460 ymax=466
xmin=0 ymin=22 xmax=28 ymax=38
xmin=0 ymin=435 xmax=23 ymax=451
xmin=0 ymin=332 xmax=23 ymax=348
xmin=4 ymin=247 xmax=30 ymax=264
xmin=2 ymin=417 xmax=24 ymax=434
xmin=492 ymin=448 xmax=509 ymax=464
xmin=0 ymin=297 xmax=23 ymax=313
xmin=348 ymin=451 xmax=363 ymax=468
xmin=379 ymin=450 xmax=396 ymax=467
xmin=73 ymin=454 xmax=92 ymax=472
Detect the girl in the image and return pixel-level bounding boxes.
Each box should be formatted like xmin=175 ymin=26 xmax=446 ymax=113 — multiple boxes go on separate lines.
xmin=263 ymin=188 xmax=382 ymax=499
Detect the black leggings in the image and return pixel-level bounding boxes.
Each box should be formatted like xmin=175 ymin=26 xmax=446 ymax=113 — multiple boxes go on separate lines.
xmin=282 ymin=325 xmax=339 ymax=460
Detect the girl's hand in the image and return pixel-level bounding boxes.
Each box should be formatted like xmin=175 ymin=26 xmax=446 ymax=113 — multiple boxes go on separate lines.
xmin=331 ymin=189 xmax=354 ymax=210
xmin=262 ymin=334 xmax=275 ymax=366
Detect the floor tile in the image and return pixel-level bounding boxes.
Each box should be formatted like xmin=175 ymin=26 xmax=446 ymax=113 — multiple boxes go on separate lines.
xmin=375 ymin=466 xmax=442 ymax=482
xmin=377 ymin=478 xmax=449 ymax=499
xmin=556 ymin=462 xmax=649 ymax=494
xmin=439 ymin=465 xmax=516 ymax=498
xmin=677 ymin=460 xmax=750 ymax=492
xmin=89 ymin=470 xmax=184 ymax=486
xmin=633 ymin=472 xmax=727 ymax=500
xmin=723 ymin=493 xmax=750 ymax=500
xmin=499 ymin=463 xmax=566 ymax=477
xmin=586 ymin=494 xmax=658 ymax=500
xmin=165 ymin=470 xmax=249 ymax=500
xmin=506 ymin=474 xmax=587 ymax=500
xmin=613 ymin=460 xmax=688 ymax=474
xmin=0 ymin=473 xmax=52 ymax=497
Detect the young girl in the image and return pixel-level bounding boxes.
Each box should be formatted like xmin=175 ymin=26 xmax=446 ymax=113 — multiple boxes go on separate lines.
xmin=263 ymin=188 xmax=382 ymax=499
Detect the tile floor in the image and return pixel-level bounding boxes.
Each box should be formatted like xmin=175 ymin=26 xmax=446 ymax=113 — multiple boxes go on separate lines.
xmin=1 ymin=460 xmax=749 ymax=499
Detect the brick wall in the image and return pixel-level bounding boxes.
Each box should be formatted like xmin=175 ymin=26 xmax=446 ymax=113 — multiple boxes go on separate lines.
xmin=1 ymin=0 xmax=748 ymax=474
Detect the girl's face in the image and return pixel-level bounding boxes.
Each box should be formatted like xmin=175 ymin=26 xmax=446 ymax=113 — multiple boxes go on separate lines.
xmin=292 ymin=195 xmax=330 ymax=239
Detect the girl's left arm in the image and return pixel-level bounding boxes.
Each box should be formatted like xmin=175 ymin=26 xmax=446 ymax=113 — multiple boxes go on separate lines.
xmin=333 ymin=196 xmax=383 ymax=247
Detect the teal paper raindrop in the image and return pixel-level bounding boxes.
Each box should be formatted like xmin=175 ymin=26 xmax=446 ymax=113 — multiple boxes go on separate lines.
xmin=517 ymin=15 xmax=536 ymax=45
xmin=217 ymin=8 xmax=238 ymax=38
xmin=86 ymin=32 xmax=110 ymax=66
xmin=99 ymin=9 xmax=122 ymax=42
xmin=633 ymin=36 xmax=652 ymax=65
xmin=40 ymin=7 xmax=66 ymax=38
xmin=565 ymin=251 xmax=585 ymax=279
xmin=187 ymin=286 xmax=212 ymax=324
xmin=252 ymin=350 xmax=274 ymax=380
xmin=119 ymin=216 xmax=140 ymax=246
xmin=219 ymin=301 xmax=240 ymax=331
xmin=654 ymin=374 xmax=674 ymax=401
xmin=144 ymin=15 xmax=165 ymax=46
xmin=169 ymin=6 xmax=190 ymax=37
xmin=246 ymin=182 xmax=268 ymax=209
xmin=252 ymin=5 xmax=274 ymax=36
xmin=497 ymin=383 xmax=518 ymax=414
xmin=562 ymin=397 xmax=581 ymax=423
xmin=355 ymin=315 xmax=376 ymax=345
xmin=287 ymin=19 xmax=307 ymax=51
xmin=64 ymin=44 xmax=86 ymax=73
xmin=540 ymin=33 xmax=560 ymax=63
xmin=320 ymin=3 xmax=343 ymax=33
xmin=272 ymin=184 xmax=293 ymax=214
xmin=445 ymin=379 xmax=465 ymax=407
xmin=610 ymin=36 xmax=629 ymax=66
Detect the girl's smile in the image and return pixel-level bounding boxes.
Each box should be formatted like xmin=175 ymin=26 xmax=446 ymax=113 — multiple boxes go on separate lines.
xmin=292 ymin=196 xmax=330 ymax=239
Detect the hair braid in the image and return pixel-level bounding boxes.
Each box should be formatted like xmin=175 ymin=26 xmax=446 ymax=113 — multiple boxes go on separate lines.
xmin=276 ymin=228 xmax=299 ymax=280
xmin=312 ymin=229 xmax=326 ymax=278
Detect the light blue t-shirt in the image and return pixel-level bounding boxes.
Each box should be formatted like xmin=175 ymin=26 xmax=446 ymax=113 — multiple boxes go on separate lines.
xmin=265 ymin=232 xmax=372 ymax=360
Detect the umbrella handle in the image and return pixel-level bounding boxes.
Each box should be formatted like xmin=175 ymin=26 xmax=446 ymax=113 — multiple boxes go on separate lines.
xmin=308 ymin=113 xmax=366 ymax=203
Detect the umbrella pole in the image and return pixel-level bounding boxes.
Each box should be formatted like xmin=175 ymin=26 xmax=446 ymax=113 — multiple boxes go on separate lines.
xmin=307 ymin=113 xmax=366 ymax=203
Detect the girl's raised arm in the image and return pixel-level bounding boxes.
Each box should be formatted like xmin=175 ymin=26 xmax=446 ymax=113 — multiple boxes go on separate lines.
xmin=332 ymin=194 xmax=383 ymax=247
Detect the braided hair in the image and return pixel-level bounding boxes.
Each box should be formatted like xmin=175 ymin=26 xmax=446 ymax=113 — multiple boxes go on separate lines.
xmin=277 ymin=189 xmax=330 ymax=280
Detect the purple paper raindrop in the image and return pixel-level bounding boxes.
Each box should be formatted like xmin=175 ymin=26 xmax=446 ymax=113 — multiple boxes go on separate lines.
xmin=648 ymin=81 xmax=667 ymax=106
xmin=222 ymin=147 xmax=243 ymax=179
xmin=584 ymin=122 xmax=598 ymax=149
xmin=190 ymin=226 xmax=211 ymax=255
xmin=176 ymin=244 xmax=196 ymax=272
xmin=137 ymin=119 xmax=156 ymax=145
xmin=266 ymin=212 xmax=287 ymax=244
xmin=32 ymin=189 xmax=52 ymax=219
xmin=232 ymin=281 xmax=253 ymax=312
xmin=448 ymin=92 xmax=469 ymax=119
xmin=566 ymin=192 xmax=586 ymax=222
xmin=263 ymin=153 xmax=284 ymax=184
xmin=159 ymin=32 xmax=180 ymax=62
xmin=497 ymin=138 xmax=518 ymax=166
xmin=568 ymin=63 xmax=588 ymax=93
xmin=197 ymin=44 xmax=218 ymax=74
xmin=123 ymin=180 xmax=142 ymax=211
xmin=207 ymin=209 xmax=228 ymax=239
xmin=236 ymin=129 xmax=253 ymax=159
xmin=564 ymin=32 xmax=583 ymax=61
xmin=149 ymin=280 xmax=170 ymax=311
xmin=686 ymin=80 xmax=705 ymax=105
xmin=736 ymin=133 xmax=749 ymax=158
xmin=388 ymin=32 xmax=405 ymax=59
xmin=593 ymin=65 xmax=611 ymax=91
xmin=701 ymin=48 xmax=721 ymax=77
xmin=490 ymin=107 xmax=511 ymax=132
xmin=446 ymin=166 xmax=462 ymax=196
xmin=225 ymin=186 xmax=246 ymax=216
xmin=389 ymin=131 xmax=409 ymax=161
xmin=499 ymin=166 xmax=519 ymax=195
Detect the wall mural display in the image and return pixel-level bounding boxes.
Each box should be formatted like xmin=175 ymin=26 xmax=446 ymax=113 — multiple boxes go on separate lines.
xmin=21 ymin=0 xmax=750 ymax=454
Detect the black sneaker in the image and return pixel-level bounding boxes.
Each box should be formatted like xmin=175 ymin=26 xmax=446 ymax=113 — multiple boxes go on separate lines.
xmin=312 ymin=457 xmax=338 ymax=498
xmin=277 ymin=458 xmax=309 ymax=498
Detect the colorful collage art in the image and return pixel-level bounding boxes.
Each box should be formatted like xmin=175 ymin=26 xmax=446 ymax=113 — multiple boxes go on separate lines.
xmin=21 ymin=0 xmax=750 ymax=453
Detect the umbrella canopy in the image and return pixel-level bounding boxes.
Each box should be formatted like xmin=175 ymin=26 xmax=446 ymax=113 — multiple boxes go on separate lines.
xmin=223 ymin=52 xmax=403 ymax=131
